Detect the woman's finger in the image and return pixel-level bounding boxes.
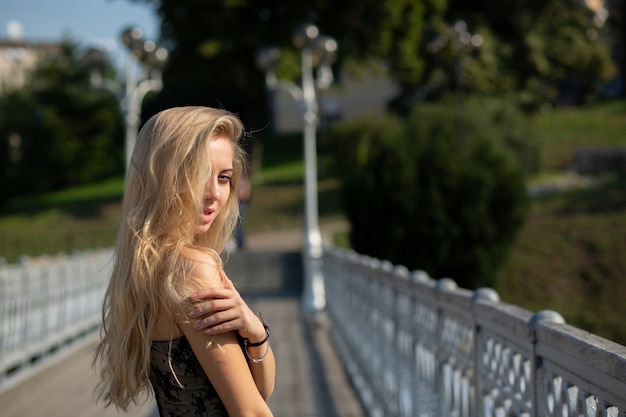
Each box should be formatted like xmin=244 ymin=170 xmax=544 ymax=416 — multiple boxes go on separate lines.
xmin=224 ymin=276 xmax=236 ymax=291
xmin=189 ymin=287 xmax=232 ymax=301
xmin=188 ymin=294 xmax=246 ymax=318
xmin=192 ymin=307 xmax=241 ymax=328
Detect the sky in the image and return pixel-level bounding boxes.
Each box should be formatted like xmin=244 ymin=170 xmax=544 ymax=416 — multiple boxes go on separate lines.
xmin=0 ymin=0 xmax=159 ymax=69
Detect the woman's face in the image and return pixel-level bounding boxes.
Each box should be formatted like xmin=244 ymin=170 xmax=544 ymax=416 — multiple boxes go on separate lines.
xmin=195 ymin=136 xmax=234 ymax=235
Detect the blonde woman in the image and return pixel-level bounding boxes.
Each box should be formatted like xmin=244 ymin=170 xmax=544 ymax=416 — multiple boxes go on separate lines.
xmin=94 ymin=107 xmax=275 ymax=417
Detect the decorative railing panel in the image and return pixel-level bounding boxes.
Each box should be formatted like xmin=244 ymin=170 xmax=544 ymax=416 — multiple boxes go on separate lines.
xmin=474 ymin=301 xmax=534 ymax=417
xmin=0 ymin=249 xmax=112 ymax=390
xmin=323 ymin=247 xmax=626 ymax=417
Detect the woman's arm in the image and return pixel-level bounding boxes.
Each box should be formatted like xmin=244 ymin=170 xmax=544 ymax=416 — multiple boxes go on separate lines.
xmin=187 ymin=271 xmax=276 ymax=399
xmin=179 ymin=252 xmax=274 ymax=416
xmin=179 ymin=317 xmax=273 ymax=417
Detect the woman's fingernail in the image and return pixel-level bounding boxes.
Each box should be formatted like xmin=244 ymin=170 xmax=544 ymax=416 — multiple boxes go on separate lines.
xmin=188 ymin=310 xmax=197 ymax=318
xmin=204 ymin=328 xmax=213 ymax=334
xmin=193 ymin=322 xmax=201 ymax=329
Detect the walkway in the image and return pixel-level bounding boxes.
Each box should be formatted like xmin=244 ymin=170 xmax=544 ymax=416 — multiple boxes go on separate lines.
xmin=0 ymin=221 xmax=363 ymax=417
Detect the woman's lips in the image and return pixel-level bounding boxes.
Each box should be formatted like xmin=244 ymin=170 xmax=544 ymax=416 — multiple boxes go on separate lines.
xmin=200 ymin=206 xmax=215 ymax=224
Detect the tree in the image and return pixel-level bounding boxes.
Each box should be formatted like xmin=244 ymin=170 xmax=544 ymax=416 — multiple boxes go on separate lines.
xmin=0 ymin=40 xmax=124 ymax=203
xmin=126 ymin=0 xmax=447 ymax=128
xmin=325 ymin=97 xmax=532 ymax=289
xmin=128 ymin=0 xmax=617 ymax=120
xmin=415 ymin=0 xmax=618 ymax=110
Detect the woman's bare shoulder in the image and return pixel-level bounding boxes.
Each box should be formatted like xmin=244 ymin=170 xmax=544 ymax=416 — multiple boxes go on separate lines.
xmin=182 ymin=246 xmax=223 ymax=288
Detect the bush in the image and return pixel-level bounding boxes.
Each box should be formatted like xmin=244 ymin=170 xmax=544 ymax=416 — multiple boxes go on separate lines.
xmin=324 ymin=97 xmax=533 ymax=288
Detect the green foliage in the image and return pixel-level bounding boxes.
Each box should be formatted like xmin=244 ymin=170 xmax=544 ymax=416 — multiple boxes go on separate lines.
xmin=0 ymin=40 xmax=124 ymax=204
xmin=435 ymin=0 xmax=617 ymax=110
xmin=459 ymin=96 xmax=541 ymax=175
xmin=324 ymin=97 xmax=532 ymax=288
xmin=129 ymin=0 xmax=447 ymax=128
xmin=131 ymin=0 xmax=617 ymax=119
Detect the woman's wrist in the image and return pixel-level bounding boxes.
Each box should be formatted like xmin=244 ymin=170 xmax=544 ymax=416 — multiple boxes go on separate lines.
xmin=244 ymin=322 xmax=270 ymax=346
xmin=238 ymin=318 xmax=264 ymax=342
xmin=238 ymin=313 xmax=270 ymax=343
xmin=236 ymin=314 xmax=271 ymax=363
xmin=243 ymin=340 xmax=271 ymax=363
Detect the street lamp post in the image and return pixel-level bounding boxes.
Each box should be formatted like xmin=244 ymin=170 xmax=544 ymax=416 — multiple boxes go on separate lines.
xmin=119 ymin=27 xmax=167 ymax=172
xmin=85 ymin=26 xmax=168 ymax=174
xmin=256 ymin=24 xmax=337 ymax=322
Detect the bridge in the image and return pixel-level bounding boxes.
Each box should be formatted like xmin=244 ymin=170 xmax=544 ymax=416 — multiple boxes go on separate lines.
xmin=1 ymin=223 xmax=625 ymax=417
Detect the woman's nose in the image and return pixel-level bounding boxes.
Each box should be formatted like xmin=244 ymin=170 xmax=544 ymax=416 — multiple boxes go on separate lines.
xmin=205 ymin=179 xmax=220 ymax=200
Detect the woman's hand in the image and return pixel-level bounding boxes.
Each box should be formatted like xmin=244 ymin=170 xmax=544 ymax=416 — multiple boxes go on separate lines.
xmin=187 ymin=270 xmax=266 ymax=343
xmin=186 ymin=270 xmax=276 ymax=401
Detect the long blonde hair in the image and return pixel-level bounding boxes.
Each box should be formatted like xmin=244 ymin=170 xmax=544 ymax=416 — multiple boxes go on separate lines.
xmin=93 ymin=106 xmax=247 ymax=410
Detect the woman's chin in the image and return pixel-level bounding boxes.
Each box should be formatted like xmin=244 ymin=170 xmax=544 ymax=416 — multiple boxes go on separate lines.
xmin=194 ymin=222 xmax=212 ymax=235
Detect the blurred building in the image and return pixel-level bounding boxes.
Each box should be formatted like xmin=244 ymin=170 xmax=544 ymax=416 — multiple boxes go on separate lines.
xmin=0 ymin=39 xmax=61 ymax=93
xmin=271 ymin=62 xmax=399 ymax=134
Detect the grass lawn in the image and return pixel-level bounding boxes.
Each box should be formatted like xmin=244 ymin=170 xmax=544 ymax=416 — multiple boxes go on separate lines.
xmin=0 ymin=177 xmax=124 ymax=262
xmin=532 ymin=99 xmax=626 ymax=170
xmin=495 ymin=174 xmax=626 ymax=345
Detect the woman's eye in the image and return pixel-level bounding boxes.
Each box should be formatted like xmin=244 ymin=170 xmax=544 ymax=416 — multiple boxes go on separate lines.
xmin=218 ymin=174 xmax=232 ymax=183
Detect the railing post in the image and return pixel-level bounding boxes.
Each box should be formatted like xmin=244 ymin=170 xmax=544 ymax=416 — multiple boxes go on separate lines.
xmin=528 ymin=310 xmax=566 ymax=417
xmin=392 ymin=265 xmax=413 ymax=417
xmin=471 ymin=287 xmax=500 ymax=417
xmin=408 ymin=270 xmax=436 ymax=417
xmin=435 ymin=278 xmax=458 ymax=417
xmin=377 ymin=260 xmax=395 ymax=416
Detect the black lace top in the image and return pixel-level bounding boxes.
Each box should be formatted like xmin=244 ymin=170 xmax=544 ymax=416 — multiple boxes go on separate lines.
xmin=150 ymin=337 xmax=228 ymax=417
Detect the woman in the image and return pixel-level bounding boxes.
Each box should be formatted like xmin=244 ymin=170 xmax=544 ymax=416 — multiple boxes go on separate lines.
xmin=94 ymin=106 xmax=275 ymax=417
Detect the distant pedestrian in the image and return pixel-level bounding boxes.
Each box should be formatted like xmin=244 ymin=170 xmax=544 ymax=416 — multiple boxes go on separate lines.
xmin=93 ymin=106 xmax=275 ymax=417
xmin=234 ymin=175 xmax=251 ymax=248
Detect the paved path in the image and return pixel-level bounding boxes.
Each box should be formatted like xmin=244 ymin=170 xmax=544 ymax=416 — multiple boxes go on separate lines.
xmin=0 ymin=221 xmax=363 ymax=417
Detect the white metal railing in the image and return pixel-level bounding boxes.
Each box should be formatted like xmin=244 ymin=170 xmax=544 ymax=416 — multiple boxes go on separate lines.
xmin=323 ymin=246 xmax=626 ymax=417
xmin=0 ymin=249 xmax=112 ymax=390
xmin=2 ymin=244 xmax=625 ymax=417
